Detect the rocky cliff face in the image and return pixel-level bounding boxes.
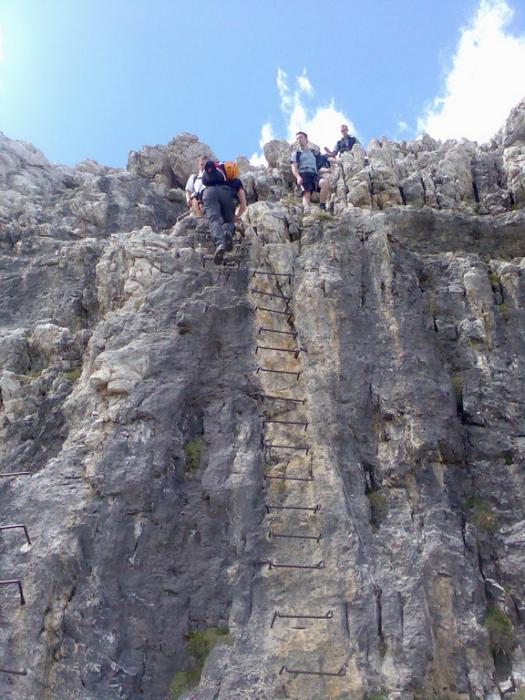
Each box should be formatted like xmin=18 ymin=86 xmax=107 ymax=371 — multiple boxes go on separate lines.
xmin=0 ymin=103 xmax=525 ymax=700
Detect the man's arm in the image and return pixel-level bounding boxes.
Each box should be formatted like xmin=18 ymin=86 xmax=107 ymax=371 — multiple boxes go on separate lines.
xmin=235 ymin=188 xmax=247 ymax=220
xmin=185 ymin=174 xmax=195 ymax=205
xmin=291 ymin=161 xmax=302 ymax=185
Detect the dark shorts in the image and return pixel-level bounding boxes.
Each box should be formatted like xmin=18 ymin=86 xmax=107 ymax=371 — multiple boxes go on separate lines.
xmin=300 ymin=171 xmax=319 ymax=193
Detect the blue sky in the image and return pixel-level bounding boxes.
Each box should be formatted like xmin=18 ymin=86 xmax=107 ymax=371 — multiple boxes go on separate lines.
xmin=0 ymin=0 xmax=524 ymax=167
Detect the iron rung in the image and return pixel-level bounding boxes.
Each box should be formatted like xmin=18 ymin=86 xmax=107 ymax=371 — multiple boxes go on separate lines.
xmin=258 ymin=394 xmax=305 ymax=404
xmin=265 ymin=473 xmax=313 ymax=482
xmin=0 ymin=472 xmax=31 ymax=478
xmin=250 ymin=287 xmax=291 ymax=302
xmin=257 ymin=367 xmax=301 ymax=379
xmin=258 ymin=327 xmax=297 ymax=338
xmin=269 ymin=530 xmax=322 ymax=542
xmin=255 ymin=345 xmax=301 ymax=357
xmin=263 ymin=419 xmax=308 ymax=429
xmin=280 ymin=665 xmax=345 ymax=677
xmin=0 ymin=524 xmax=31 ymax=545
xmin=267 ymin=560 xmax=325 ymax=570
xmin=271 ymin=610 xmax=333 ymax=627
xmin=266 ymin=503 xmax=320 ymax=513
xmin=255 ymin=306 xmax=293 ymax=319
xmin=251 ymin=270 xmax=293 ymax=283
xmin=0 ymin=579 xmax=25 ymax=606
xmin=265 ymin=443 xmax=310 ymax=454
xmin=0 ymin=667 xmax=27 ymax=676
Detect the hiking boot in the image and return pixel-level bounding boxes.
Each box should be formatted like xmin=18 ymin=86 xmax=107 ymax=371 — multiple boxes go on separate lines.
xmin=319 ymin=203 xmax=327 ymax=211
xmin=214 ymin=244 xmax=226 ymax=265
xmin=224 ymin=233 xmax=233 ymax=252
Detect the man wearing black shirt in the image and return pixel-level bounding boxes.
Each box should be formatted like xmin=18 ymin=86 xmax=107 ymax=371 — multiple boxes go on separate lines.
xmin=324 ymin=124 xmax=358 ymax=157
xmin=202 ymin=162 xmax=247 ymax=265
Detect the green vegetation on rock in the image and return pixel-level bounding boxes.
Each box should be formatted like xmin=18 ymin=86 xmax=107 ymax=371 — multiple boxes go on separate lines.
xmin=367 ymin=489 xmax=388 ymax=531
xmin=184 ymin=437 xmax=203 ymax=473
xmin=451 ymin=374 xmax=463 ymax=403
xmin=168 ymin=627 xmax=229 ymax=699
xmin=63 ymin=368 xmax=82 ymax=381
xmin=464 ymin=495 xmax=499 ymax=533
xmin=485 ymin=606 xmax=515 ymax=655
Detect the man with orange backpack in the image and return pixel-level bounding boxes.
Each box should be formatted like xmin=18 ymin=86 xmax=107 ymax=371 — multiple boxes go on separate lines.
xmin=202 ymin=160 xmax=247 ymax=265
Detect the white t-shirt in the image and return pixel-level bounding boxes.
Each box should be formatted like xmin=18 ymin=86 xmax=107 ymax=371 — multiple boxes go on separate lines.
xmin=185 ymin=170 xmax=205 ymax=198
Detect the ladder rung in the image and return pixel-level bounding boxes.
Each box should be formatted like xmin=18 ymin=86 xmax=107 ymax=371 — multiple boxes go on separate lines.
xmin=255 ymin=306 xmax=293 ymax=319
xmin=258 ymin=327 xmax=297 ymax=338
xmin=250 ymin=288 xmax=291 ymax=302
xmin=263 ymin=419 xmax=308 ymax=429
xmin=266 ymin=560 xmax=325 ymax=570
xmin=269 ymin=530 xmax=322 ymax=542
xmin=257 ymin=367 xmax=301 ymax=379
xmin=280 ymin=665 xmax=345 ymax=677
xmin=258 ymin=394 xmax=305 ymax=404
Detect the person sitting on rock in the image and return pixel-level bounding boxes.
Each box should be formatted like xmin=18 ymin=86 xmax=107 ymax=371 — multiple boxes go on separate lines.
xmin=185 ymin=156 xmax=206 ymax=217
xmin=324 ymin=124 xmax=359 ymax=157
xmin=201 ymin=161 xmax=247 ymax=265
xmin=290 ymin=131 xmax=330 ymax=212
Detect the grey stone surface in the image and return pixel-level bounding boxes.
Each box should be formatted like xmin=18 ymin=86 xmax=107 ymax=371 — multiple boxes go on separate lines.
xmin=0 ymin=107 xmax=525 ymax=700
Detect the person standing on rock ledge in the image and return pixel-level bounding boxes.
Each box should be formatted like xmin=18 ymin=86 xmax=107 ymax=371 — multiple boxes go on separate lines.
xmin=185 ymin=156 xmax=206 ymax=217
xmin=324 ymin=124 xmax=359 ymax=157
xmin=290 ymin=131 xmax=330 ymax=212
xmin=202 ymin=161 xmax=247 ymax=265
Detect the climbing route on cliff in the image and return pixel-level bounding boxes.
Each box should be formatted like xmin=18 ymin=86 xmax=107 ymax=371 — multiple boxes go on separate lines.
xmin=0 ymin=471 xmax=30 ymax=678
xmin=247 ymin=237 xmax=353 ymax=699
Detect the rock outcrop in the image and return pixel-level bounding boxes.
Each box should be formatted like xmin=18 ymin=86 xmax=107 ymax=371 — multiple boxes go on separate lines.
xmin=0 ymin=101 xmax=525 ymax=700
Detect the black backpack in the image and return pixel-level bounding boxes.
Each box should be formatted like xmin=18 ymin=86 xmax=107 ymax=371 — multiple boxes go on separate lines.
xmin=295 ymin=151 xmax=330 ymax=171
xmin=202 ymin=161 xmax=226 ymax=186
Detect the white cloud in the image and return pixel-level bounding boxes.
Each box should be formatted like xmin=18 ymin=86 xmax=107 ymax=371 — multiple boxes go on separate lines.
xmin=417 ymin=0 xmax=525 ymax=143
xmin=296 ymin=69 xmax=313 ymax=96
xmin=0 ymin=26 xmax=5 ymax=62
xmin=250 ymin=68 xmax=357 ymax=165
xmin=397 ymin=120 xmax=409 ymax=133
xmin=250 ymin=121 xmax=275 ymax=166
xmin=278 ymin=68 xmax=356 ymax=149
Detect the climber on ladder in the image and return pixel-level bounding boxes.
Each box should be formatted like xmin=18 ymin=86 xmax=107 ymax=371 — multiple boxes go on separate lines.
xmin=201 ymin=160 xmax=247 ymax=265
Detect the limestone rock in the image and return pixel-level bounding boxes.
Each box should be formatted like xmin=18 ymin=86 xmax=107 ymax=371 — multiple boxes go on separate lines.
xmin=0 ymin=105 xmax=525 ymax=700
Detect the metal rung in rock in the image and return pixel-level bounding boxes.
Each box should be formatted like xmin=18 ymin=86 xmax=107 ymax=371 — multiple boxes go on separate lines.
xmin=0 ymin=667 xmax=27 ymax=676
xmin=250 ymin=288 xmax=291 ymax=303
xmin=251 ymin=270 xmax=293 ymax=284
xmin=271 ymin=610 xmax=333 ymax=628
xmin=267 ymin=560 xmax=325 ymax=570
xmin=0 ymin=472 xmax=31 ymax=478
xmin=258 ymin=394 xmax=305 ymax=404
xmin=266 ymin=503 xmax=320 ymax=513
xmin=255 ymin=306 xmax=293 ymax=320
xmin=255 ymin=344 xmax=301 ymax=355
xmin=269 ymin=530 xmax=322 ymax=543
xmin=202 ymin=255 xmax=244 ymax=269
xmin=0 ymin=524 xmax=31 ymax=545
xmin=265 ymin=443 xmax=310 ymax=455
xmin=256 ymin=345 xmax=302 ymax=359
xmin=0 ymin=579 xmax=26 ymax=606
xmin=257 ymin=368 xmax=301 ymax=380
xmin=280 ymin=665 xmax=346 ymax=677
xmin=264 ymin=472 xmax=313 ymax=482
xmin=263 ymin=419 xmax=308 ymax=429
xmin=258 ymin=327 xmax=298 ymax=338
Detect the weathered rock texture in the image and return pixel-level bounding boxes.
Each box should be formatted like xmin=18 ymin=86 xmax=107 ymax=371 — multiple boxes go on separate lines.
xmin=1 ymin=99 xmax=525 ymax=700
